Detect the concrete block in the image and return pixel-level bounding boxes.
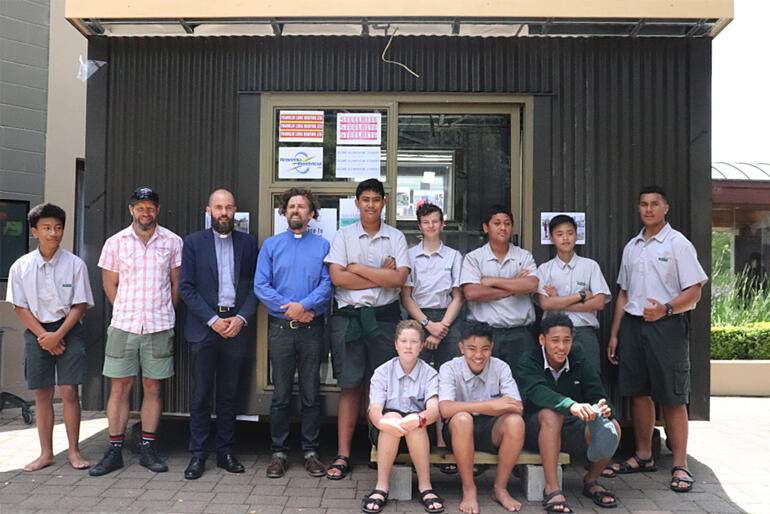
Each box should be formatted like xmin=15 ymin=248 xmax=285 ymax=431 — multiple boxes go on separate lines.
xmin=519 ymin=464 xmax=562 ymax=502
xmin=388 ymin=464 xmax=412 ymax=501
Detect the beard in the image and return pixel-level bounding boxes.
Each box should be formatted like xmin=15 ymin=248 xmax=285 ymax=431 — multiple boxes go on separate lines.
xmin=134 ymin=218 xmax=157 ymax=231
xmin=212 ymin=215 xmax=235 ymax=234
xmin=288 ymin=218 xmax=306 ymax=230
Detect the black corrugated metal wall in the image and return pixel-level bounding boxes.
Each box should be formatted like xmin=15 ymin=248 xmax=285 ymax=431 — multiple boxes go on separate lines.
xmin=82 ymin=35 xmax=711 ymax=419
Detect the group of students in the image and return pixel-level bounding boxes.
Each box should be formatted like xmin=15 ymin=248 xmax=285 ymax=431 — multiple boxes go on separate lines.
xmin=5 ymin=178 xmax=707 ymax=514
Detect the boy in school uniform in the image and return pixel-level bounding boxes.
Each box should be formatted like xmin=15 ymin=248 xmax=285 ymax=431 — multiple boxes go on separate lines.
xmin=6 ymin=203 xmax=94 ymax=471
xmin=439 ymin=323 xmax=526 ymax=514
xmin=364 ymin=320 xmax=443 ymax=514
xmin=536 ymin=215 xmax=611 ymax=370
xmin=517 ymin=313 xmax=621 ymax=512
xmin=401 ymin=202 xmax=464 ymax=472
xmin=324 ymin=178 xmax=411 ymax=480
xmin=606 ymin=185 xmax=707 ymax=493
xmin=461 ymin=205 xmax=538 ymax=372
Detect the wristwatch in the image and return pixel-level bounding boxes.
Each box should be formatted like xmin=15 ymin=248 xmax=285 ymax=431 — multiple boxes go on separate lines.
xmin=418 ymin=413 xmax=427 ymax=428
xmin=665 ymin=303 xmax=674 ymax=317
xmin=421 ymin=318 xmax=429 ymax=327
xmin=579 ymin=290 xmax=587 ymax=303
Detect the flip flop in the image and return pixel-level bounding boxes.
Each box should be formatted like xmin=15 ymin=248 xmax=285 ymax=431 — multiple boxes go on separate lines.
xmin=327 ymin=454 xmax=351 ymax=480
xmin=586 ymin=405 xmax=619 ymax=462
xmin=582 ymin=481 xmax=617 ymax=509
xmin=435 ymin=463 xmax=458 ymax=474
xmin=670 ymin=466 xmax=694 ymax=493
xmin=542 ymin=489 xmax=572 ymax=513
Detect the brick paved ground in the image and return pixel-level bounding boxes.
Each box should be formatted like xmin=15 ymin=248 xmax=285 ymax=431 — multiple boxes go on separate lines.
xmin=1 ymin=397 xmax=768 ymax=513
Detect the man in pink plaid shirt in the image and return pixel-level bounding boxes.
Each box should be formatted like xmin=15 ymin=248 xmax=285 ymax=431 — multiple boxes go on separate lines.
xmin=90 ymin=187 xmax=183 ymax=476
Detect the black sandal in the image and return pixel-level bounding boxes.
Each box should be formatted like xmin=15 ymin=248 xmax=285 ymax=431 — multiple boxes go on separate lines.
xmin=582 ymin=481 xmax=617 ymax=509
xmin=327 ymin=454 xmax=351 ymax=480
xmin=603 ymin=453 xmax=656 ymax=478
xmin=362 ymin=489 xmax=388 ymax=513
xmin=542 ymin=489 xmax=572 ymax=513
xmin=435 ymin=463 xmax=457 ymax=474
xmin=670 ymin=466 xmax=694 ymax=493
xmin=418 ymin=489 xmax=445 ymax=514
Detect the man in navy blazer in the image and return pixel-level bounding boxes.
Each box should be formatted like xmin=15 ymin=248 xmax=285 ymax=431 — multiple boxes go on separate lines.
xmin=179 ymin=189 xmax=258 ymax=479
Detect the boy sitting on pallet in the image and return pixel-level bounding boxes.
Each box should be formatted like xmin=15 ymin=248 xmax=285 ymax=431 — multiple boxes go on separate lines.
xmin=516 ymin=313 xmax=621 ymax=512
xmin=439 ymin=323 xmax=526 ymax=514
xmin=365 ymin=320 xmax=444 ymax=514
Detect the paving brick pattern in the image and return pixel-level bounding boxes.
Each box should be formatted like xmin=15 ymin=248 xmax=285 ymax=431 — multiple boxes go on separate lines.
xmin=1 ymin=397 xmax=768 ymax=513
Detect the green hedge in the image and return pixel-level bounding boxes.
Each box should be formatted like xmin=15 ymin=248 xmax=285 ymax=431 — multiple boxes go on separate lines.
xmin=711 ymin=322 xmax=770 ymax=360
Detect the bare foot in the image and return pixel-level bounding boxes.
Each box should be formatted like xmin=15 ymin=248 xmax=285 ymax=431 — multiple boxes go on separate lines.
xmin=492 ymin=486 xmax=522 ymax=512
xmin=68 ymin=449 xmax=90 ymax=470
xmin=24 ymin=455 xmax=56 ymax=472
xmin=459 ymin=486 xmax=480 ymax=514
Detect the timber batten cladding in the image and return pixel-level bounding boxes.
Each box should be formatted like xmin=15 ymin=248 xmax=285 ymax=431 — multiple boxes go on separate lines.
xmin=81 ymin=35 xmax=712 ymax=420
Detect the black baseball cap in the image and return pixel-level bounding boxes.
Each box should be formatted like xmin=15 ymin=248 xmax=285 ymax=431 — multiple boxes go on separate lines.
xmin=129 ymin=187 xmax=159 ymax=206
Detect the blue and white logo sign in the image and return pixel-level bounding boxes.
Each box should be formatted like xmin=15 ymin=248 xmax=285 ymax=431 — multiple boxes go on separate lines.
xmin=278 ymin=147 xmax=323 ymax=179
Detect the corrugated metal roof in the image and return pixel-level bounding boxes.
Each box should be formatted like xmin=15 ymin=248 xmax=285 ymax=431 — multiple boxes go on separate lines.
xmin=712 ymin=162 xmax=770 ymax=180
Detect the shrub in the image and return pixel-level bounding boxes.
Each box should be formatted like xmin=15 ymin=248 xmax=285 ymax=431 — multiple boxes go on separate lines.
xmin=711 ymin=322 xmax=770 ymax=360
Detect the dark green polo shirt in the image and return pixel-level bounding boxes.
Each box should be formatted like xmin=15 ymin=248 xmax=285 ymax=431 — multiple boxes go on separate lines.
xmin=516 ymin=346 xmax=614 ymax=419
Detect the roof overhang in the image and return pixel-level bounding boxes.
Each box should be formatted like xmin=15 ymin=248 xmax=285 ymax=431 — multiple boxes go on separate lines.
xmin=65 ymin=0 xmax=733 ymax=38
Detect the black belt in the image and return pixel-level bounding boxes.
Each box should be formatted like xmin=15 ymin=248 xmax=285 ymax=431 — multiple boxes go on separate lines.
xmin=268 ymin=316 xmax=322 ymax=330
xmin=217 ymin=306 xmax=234 ymax=313
xmin=625 ymin=313 xmax=682 ymax=321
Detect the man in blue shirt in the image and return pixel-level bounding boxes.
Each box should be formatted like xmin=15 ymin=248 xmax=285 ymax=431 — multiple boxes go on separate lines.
xmin=255 ymin=188 xmax=332 ymax=478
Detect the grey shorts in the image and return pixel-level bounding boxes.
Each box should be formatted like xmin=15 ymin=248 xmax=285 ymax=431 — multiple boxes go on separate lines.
xmin=24 ymin=320 xmax=87 ymax=390
xmin=523 ymin=409 xmax=588 ymax=458
xmin=102 ymin=326 xmax=175 ymax=380
xmin=328 ymin=316 xmax=397 ymax=389
xmin=572 ymin=326 xmax=601 ymax=372
xmin=418 ymin=308 xmax=463 ymax=370
xmin=442 ymin=414 xmax=500 ymax=454
xmin=618 ymin=314 xmax=690 ymax=405
xmin=488 ymin=325 xmax=537 ymax=371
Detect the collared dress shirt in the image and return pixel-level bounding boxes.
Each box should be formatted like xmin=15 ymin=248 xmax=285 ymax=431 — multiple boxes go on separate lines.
xmin=324 ymin=221 xmax=410 ymax=308
xmin=404 ymin=241 xmax=463 ymax=309
xmin=98 ymin=224 xmax=183 ymax=334
xmin=460 ymin=242 xmax=537 ymax=327
xmin=369 ymin=357 xmax=438 ymax=413
xmin=536 ymin=254 xmax=611 ymax=328
xmin=541 ymin=346 xmax=570 ymax=381
xmin=617 ymin=223 xmax=708 ymax=316
xmin=7 ymin=247 xmax=94 ymax=322
xmin=438 ymin=355 xmax=521 ymax=407
xmin=205 ymin=230 xmax=247 ymax=327
xmin=254 ymin=229 xmax=332 ymax=318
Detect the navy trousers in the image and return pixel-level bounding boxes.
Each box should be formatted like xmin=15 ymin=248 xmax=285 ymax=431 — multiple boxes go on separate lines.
xmin=188 ymin=327 xmax=248 ymax=459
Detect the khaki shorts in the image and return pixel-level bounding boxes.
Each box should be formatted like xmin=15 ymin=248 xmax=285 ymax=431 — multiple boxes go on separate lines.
xmin=102 ymin=326 xmax=175 ymax=379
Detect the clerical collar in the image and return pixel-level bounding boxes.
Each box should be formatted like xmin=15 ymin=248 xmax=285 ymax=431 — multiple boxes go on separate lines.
xmin=213 ymin=229 xmax=231 ymax=239
xmin=294 ymin=232 xmax=303 ymax=239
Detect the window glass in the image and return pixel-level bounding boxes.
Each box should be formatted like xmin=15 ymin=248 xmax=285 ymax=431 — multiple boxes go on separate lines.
xmin=274 ymin=109 xmax=387 ymax=182
xmin=395 ymin=114 xmax=511 ymax=254
xmin=0 ymin=200 xmax=29 ymax=279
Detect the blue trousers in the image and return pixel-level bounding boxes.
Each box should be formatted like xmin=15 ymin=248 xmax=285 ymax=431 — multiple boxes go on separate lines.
xmin=188 ymin=329 xmax=247 ymax=459
xmin=268 ymin=318 xmax=324 ymax=454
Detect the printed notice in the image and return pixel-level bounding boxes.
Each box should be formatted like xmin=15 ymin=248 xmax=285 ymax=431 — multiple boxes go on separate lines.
xmin=278 ymin=147 xmax=323 ymax=179
xmin=540 ymin=212 xmax=586 ymax=245
xmin=279 ymin=110 xmax=324 ymax=142
xmin=337 ymin=113 xmax=381 ymax=145
xmin=335 ymin=146 xmax=382 ymax=180
xmin=274 ymin=208 xmax=337 ymax=244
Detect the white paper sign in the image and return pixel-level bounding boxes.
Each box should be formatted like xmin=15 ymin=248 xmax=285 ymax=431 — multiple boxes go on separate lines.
xmin=273 ymin=208 xmax=337 ymax=244
xmin=205 ymin=212 xmax=250 ymax=234
xmin=540 ymin=212 xmax=586 ymax=245
xmin=278 ymin=147 xmax=323 ymax=179
xmin=335 ymin=146 xmax=382 ymax=180
xmin=279 ymin=110 xmax=324 ymax=142
xmin=337 ymin=113 xmax=381 ymax=145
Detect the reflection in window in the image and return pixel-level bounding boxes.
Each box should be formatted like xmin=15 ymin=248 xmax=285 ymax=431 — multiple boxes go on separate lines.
xmin=396 ymin=114 xmax=512 ymax=253
xmin=0 ymin=200 xmax=29 ymax=279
